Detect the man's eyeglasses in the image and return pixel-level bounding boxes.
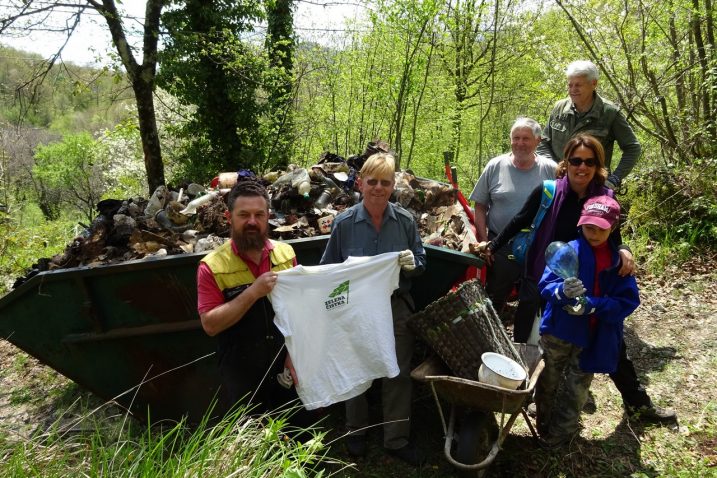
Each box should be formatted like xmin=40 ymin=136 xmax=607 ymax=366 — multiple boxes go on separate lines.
xmin=567 ymin=157 xmax=598 ymax=168
xmin=365 ymin=178 xmax=393 ymax=187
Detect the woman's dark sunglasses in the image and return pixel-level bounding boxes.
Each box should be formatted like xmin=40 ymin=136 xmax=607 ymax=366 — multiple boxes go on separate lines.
xmin=567 ymin=157 xmax=597 ymax=167
xmin=365 ymin=178 xmax=393 ymax=187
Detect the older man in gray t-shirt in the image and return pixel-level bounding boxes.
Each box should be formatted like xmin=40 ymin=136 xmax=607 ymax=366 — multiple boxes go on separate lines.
xmin=469 ymin=117 xmax=556 ymax=315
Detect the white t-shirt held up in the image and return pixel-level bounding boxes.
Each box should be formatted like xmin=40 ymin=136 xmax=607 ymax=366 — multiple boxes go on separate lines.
xmin=270 ymin=252 xmax=401 ymax=410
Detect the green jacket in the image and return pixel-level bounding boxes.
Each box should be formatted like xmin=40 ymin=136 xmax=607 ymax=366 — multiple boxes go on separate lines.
xmin=537 ymin=93 xmax=641 ymax=185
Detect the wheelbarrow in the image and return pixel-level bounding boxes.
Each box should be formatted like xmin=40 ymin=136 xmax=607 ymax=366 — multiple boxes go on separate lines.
xmin=411 ymin=343 xmax=544 ymax=477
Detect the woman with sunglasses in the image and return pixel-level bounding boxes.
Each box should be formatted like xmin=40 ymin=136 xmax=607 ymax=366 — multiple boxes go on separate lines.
xmin=483 ymin=133 xmax=675 ymax=423
xmin=485 ymin=134 xmax=629 ymax=340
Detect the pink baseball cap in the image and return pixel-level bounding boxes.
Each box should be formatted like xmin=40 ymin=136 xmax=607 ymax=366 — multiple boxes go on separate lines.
xmin=578 ymin=195 xmax=621 ymax=230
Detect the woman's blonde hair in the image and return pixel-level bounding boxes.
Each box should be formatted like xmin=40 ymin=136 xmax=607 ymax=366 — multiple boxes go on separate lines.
xmin=360 ymin=152 xmax=396 ymax=180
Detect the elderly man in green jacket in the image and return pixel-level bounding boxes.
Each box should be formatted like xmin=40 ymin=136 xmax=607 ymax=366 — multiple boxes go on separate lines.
xmin=537 ymin=60 xmax=641 ymax=190
xmin=536 ymin=62 xmax=676 ymax=423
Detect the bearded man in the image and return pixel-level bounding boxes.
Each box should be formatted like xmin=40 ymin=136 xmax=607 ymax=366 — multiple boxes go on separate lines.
xmin=197 ymin=180 xmax=299 ymax=413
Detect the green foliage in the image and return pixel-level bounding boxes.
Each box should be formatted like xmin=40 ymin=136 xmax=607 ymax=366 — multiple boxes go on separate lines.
xmin=158 ymin=0 xmax=295 ymax=179
xmin=0 ymin=204 xmax=78 ymax=294
xmin=33 ymin=133 xmax=106 ymax=222
xmin=0 ymin=46 xmax=133 ymax=133
xmin=264 ymin=0 xmax=296 ymax=167
xmin=551 ymin=0 xmax=717 ymax=164
xmin=624 ymin=159 xmax=717 ymax=269
xmin=291 ymin=0 xmax=556 ymax=185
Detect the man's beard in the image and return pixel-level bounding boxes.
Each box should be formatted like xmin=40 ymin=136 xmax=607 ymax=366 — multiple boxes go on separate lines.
xmin=233 ymin=226 xmax=267 ymax=252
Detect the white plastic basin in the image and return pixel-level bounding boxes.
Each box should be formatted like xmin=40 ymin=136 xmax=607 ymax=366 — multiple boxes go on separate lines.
xmin=478 ymin=352 xmax=527 ymax=390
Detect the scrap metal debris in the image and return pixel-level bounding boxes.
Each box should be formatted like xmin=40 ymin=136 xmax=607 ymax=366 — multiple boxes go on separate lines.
xmin=13 ymin=147 xmax=476 ymax=288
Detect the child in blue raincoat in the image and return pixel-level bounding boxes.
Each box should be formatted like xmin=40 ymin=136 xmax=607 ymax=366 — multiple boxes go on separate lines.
xmin=534 ymin=195 xmax=640 ymax=447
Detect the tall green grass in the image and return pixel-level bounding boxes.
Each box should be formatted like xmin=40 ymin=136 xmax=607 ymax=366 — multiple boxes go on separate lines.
xmin=0 ymin=402 xmax=335 ymax=477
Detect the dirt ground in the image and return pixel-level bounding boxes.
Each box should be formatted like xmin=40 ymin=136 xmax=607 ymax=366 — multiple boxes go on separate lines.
xmin=1 ymin=254 xmax=716 ymax=477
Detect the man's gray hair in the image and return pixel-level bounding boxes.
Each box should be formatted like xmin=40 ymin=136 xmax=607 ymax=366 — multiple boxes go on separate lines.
xmin=566 ymin=60 xmax=599 ymax=81
xmin=510 ymin=117 xmax=542 ymax=138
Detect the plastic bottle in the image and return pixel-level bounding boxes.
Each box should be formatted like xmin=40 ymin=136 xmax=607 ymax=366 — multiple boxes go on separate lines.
xmin=272 ymin=170 xmax=296 ymax=187
xmin=179 ymin=190 xmax=221 ymax=215
xmin=144 ymin=185 xmax=169 ymax=217
xmin=297 ymin=180 xmax=311 ymax=198
xmin=290 ymin=168 xmax=310 ymax=187
xmin=273 ymin=167 xmax=309 ymax=188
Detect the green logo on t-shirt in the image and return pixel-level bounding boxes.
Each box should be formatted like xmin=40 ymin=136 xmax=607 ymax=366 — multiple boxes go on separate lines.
xmin=325 ymin=280 xmax=350 ymax=310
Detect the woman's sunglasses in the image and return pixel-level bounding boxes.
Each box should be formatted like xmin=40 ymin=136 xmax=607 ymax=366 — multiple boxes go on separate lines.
xmin=365 ymin=178 xmax=393 ymax=187
xmin=567 ymin=157 xmax=597 ymax=167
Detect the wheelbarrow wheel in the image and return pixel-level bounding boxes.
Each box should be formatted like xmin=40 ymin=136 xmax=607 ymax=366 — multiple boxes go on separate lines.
xmin=455 ymin=410 xmax=499 ymax=478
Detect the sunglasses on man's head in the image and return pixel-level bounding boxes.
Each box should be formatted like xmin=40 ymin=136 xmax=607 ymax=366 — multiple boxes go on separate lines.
xmin=365 ymin=178 xmax=393 ymax=187
xmin=567 ymin=157 xmax=598 ymax=167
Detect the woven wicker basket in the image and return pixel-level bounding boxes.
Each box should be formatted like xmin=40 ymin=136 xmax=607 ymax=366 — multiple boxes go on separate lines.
xmin=409 ymin=279 xmax=524 ymax=381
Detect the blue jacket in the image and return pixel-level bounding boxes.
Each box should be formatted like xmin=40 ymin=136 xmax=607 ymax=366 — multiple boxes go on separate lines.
xmin=538 ymin=234 xmax=640 ymax=373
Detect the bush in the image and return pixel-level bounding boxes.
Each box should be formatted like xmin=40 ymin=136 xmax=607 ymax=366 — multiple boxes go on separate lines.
xmin=623 ymin=159 xmax=717 ymax=269
xmin=0 ymin=204 xmax=79 ymax=294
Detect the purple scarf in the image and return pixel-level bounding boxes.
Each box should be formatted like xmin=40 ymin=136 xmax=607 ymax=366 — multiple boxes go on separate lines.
xmin=526 ymin=177 xmax=613 ymax=282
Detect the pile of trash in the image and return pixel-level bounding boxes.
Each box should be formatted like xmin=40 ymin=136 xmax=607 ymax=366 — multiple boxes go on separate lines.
xmin=13 ymin=144 xmax=476 ymax=287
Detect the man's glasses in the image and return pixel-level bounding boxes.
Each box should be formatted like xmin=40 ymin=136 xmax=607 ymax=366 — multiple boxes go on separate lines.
xmin=567 ymin=157 xmax=598 ymax=168
xmin=365 ymin=178 xmax=393 ymax=187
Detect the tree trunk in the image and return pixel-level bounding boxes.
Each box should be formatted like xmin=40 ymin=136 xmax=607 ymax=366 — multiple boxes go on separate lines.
xmin=133 ymin=79 xmax=164 ymax=193
xmin=95 ymin=0 xmax=165 ymax=194
xmin=265 ymin=0 xmax=295 ymax=167
xmin=405 ymin=36 xmax=435 ymax=170
xmin=691 ymin=0 xmax=715 ymax=143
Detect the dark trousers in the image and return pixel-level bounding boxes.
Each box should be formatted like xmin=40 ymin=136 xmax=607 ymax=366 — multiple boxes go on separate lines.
xmin=609 ymin=339 xmax=652 ymax=408
xmin=485 ymin=242 xmax=523 ymax=314
xmin=346 ymin=294 xmax=415 ymax=449
xmin=512 ymin=278 xmax=541 ymax=343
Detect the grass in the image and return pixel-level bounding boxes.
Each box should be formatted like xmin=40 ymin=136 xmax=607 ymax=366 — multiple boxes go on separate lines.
xmin=0 ymin=398 xmax=335 ymax=478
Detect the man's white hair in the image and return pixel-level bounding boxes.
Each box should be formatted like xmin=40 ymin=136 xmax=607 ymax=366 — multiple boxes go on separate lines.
xmin=510 ymin=117 xmax=542 ymax=138
xmin=566 ymin=60 xmax=599 ymax=82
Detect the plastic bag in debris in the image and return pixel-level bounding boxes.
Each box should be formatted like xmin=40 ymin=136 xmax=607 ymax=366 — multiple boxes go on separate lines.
xmin=394 ymin=170 xmax=416 ymax=208
xmin=145 ymin=185 xmax=170 ymax=217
